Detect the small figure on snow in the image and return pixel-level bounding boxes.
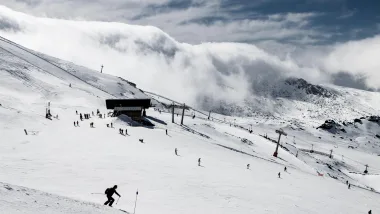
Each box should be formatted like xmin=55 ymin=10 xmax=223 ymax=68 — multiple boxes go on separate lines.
xmin=111 ymin=123 xmax=113 ymax=128
xmin=80 ymin=113 xmax=83 ymax=121
xmin=74 ymin=121 xmax=76 ymax=127
xmin=284 ymin=167 xmax=287 ymax=172
xmin=76 ymin=121 xmax=79 ymax=126
xmin=198 ymin=158 xmax=201 ymax=166
xmin=125 ymin=129 xmax=128 ymax=135
xmin=175 ymin=148 xmax=178 ymax=156
xmin=166 ymin=129 xmax=168 ymax=135
xmin=104 ymin=185 xmax=121 ymax=207
xmin=247 ymin=164 xmax=250 ymax=170
xmin=348 ymin=184 xmax=351 ymax=189
xmin=121 ymin=129 xmax=124 ymax=135
xmin=90 ymin=122 xmax=94 ymax=128
xmin=346 ymin=180 xmax=349 ymax=185
xmin=97 ymin=109 xmax=100 ymax=115
xmin=369 ymin=210 xmax=372 ymax=214
xmin=92 ymin=111 xmax=94 ymax=116
xmin=278 ymin=172 xmax=281 ymax=178
xmin=76 ymin=110 xmax=78 ymax=115
xmin=24 ymin=129 xmax=28 ymax=135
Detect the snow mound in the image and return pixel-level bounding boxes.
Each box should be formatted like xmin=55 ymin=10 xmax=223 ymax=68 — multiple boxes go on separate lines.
xmin=0 ymin=182 xmax=126 ymax=214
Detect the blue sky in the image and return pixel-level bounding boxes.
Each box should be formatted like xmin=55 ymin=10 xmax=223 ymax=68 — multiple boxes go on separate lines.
xmin=0 ymin=0 xmax=379 ymax=45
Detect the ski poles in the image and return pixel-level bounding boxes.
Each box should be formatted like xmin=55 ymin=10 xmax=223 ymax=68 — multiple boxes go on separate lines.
xmin=116 ymin=196 xmax=120 ymax=205
xmin=91 ymin=193 xmax=104 ymax=195
xmin=133 ymin=189 xmax=139 ymax=214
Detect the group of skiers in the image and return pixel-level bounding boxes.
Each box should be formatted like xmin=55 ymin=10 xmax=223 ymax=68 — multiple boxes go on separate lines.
xmin=119 ymin=128 xmax=128 ymax=135
xmin=73 ymin=121 xmax=79 ymax=127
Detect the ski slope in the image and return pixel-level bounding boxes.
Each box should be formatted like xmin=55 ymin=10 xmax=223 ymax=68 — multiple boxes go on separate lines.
xmin=0 ymin=35 xmax=379 ymax=213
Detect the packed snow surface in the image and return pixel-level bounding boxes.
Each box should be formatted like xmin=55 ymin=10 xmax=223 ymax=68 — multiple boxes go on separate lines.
xmin=0 ymin=31 xmax=379 ymax=214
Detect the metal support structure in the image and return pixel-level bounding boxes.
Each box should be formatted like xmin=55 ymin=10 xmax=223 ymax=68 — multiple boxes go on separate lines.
xmin=181 ymin=103 xmax=185 ymax=125
xmin=273 ymin=129 xmax=287 ymax=157
xmin=171 ymin=102 xmax=174 ymax=123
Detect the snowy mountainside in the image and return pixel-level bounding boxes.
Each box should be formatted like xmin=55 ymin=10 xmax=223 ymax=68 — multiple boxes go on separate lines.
xmin=0 ymin=33 xmax=380 ymax=213
xmin=0 ymin=182 xmax=124 ymax=214
xmin=1 ymin=4 xmax=380 ymax=125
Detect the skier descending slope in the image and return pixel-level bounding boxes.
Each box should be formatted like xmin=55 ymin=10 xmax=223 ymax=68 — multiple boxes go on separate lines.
xmin=104 ymin=185 xmax=121 ymax=207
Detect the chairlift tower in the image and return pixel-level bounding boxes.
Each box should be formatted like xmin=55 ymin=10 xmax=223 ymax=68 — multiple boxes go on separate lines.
xmin=273 ymin=129 xmax=287 ymax=157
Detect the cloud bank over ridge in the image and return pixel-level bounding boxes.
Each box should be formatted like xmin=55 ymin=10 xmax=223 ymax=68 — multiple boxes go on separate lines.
xmin=0 ymin=5 xmax=379 ymax=108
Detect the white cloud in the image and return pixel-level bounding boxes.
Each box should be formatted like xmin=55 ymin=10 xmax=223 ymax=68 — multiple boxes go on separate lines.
xmin=0 ymin=5 xmax=379 ymax=110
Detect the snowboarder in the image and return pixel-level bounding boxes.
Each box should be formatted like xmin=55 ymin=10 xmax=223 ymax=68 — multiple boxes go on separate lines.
xmin=198 ymin=158 xmax=201 ymax=166
xmin=104 ymin=185 xmax=121 ymax=207
xmin=166 ymin=129 xmax=168 ymax=135
xmin=175 ymin=148 xmax=178 ymax=156
xmin=284 ymin=167 xmax=287 ymax=172
xmin=247 ymin=164 xmax=250 ymax=169
xmin=278 ymin=172 xmax=281 ymax=178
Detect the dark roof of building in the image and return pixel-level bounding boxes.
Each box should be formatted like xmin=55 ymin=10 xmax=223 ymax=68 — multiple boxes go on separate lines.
xmin=106 ymin=99 xmax=151 ymax=109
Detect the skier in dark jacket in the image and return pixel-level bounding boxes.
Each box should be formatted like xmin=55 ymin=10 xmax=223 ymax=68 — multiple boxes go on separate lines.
xmin=104 ymin=185 xmax=121 ymax=207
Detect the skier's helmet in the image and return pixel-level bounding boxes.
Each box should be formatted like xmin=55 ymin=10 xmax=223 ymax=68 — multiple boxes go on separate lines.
xmin=114 ymin=185 xmax=118 ymax=189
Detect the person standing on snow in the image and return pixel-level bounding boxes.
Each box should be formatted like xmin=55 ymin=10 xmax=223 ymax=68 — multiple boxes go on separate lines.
xmin=198 ymin=158 xmax=201 ymax=166
xmin=278 ymin=172 xmax=281 ymax=178
xmin=284 ymin=167 xmax=287 ymax=172
xmin=104 ymin=185 xmax=121 ymax=207
xmin=175 ymin=148 xmax=178 ymax=156
xmin=247 ymin=164 xmax=250 ymax=169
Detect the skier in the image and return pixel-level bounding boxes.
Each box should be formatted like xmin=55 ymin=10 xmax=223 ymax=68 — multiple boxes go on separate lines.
xmin=247 ymin=164 xmax=250 ymax=169
xmin=24 ymin=129 xmax=28 ymax=135
xmin=121 ymin=129 xmax=124 ymax=135
xmin=69 ymin=83 xmax=72 ymax=87
xmin=76 ymin=110 xmax=78 ymax=115
xmin=80 ymin=113 xmax=83 ymax=121
xmin=74 ymin=121 xmax=76 ymax=127
xmin=125 ymin=128 xmax=128 ymax=135
xmin=369 ymin=210 xmax=372 ymax=214
xmin=346 ymin=180 xmax=349 ymax=185
xmin=198 ymin=158 xmax=201 ymax=166
xmin=92 ymin=111 xmax=94 ymax=116
xmin=175 ymin=148 xmax=178 ymax=156
xmin=76 ymin=121 xmax=79 ymax=126
xmin=166 ymin=129 xmax=168 ymax=135
xmin=97 ymin=109 xmax=100 ymax=115
xmin=348 ymin=184 xmax=351 ymax=189
xmin=278 ymin=172 xmax=281 ymax=178
xmin=284 ymin=167 xmax=287 ymax=172
xmin=111 ymin=123 xmax=113 ymax=128
xmin=104 ymin=185 xmax=121 ymax=207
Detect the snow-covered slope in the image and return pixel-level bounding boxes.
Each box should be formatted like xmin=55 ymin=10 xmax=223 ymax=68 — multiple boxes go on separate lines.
xmin=0 ymin=182 xmax=125 ymax=214
xmin=1 ymin=35 xmax=380 ymax=213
